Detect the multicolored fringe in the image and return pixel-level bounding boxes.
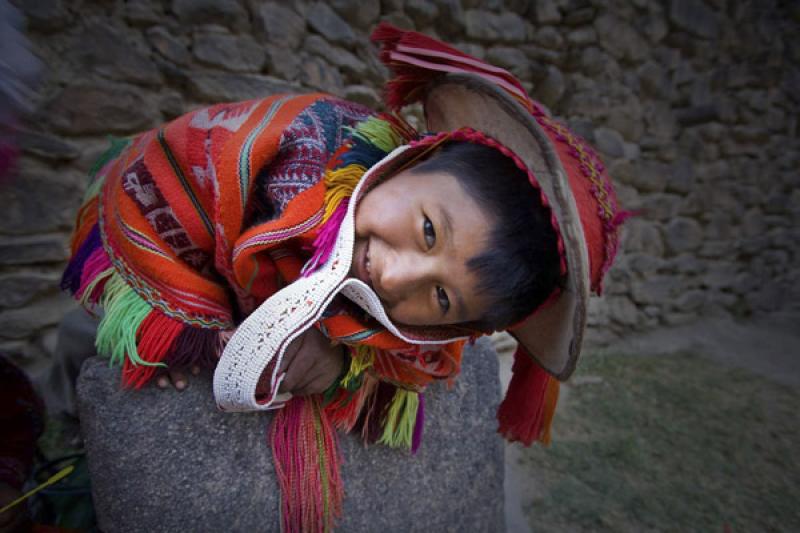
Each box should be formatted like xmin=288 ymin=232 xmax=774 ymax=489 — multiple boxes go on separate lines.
xmin=325 ymin=346 xmax=425 ymax=452
xmin=340 ymin=345 xmax=375 ymax=390
xmin=62 ymin=244 xmax=223 ymax=388
xmin=301 ymin=115 xmax=413 ymax=277
xmin=497 ymin=345 xmax=560 ymax=446
xmin=271 ymin=397 xmax=343 ymax=533
xmin=61 ymin=139 xmax=223 ymax=389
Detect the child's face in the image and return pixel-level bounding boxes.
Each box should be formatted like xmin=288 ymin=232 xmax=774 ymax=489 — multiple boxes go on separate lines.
xmin=351 ymin=168 xmax=493 ymax=327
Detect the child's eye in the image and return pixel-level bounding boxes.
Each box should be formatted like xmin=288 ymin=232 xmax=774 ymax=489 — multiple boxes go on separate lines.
xmin=436 ymin=286 xmax=450 ymax=314
xmin=423 ymin=216 xmax=436 ymax=249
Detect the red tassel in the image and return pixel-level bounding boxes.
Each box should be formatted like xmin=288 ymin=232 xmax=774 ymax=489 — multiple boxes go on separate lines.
xmin=370 ymin=22 xmax=534 ymax=112
xmin=325 ymin=372 xmax=378 ymax=433
xmin=122 ymin=310 xmax=184 ymax=389
xmin=497 ymin=344 xmax=560 ymax=446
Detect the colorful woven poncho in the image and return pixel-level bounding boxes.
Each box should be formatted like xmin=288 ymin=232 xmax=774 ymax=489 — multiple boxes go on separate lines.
xmin=62 ymin=92 xmax=467 ymax=531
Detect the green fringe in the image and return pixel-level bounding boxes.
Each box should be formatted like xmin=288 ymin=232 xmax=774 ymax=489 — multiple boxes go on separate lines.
xmin=378 ymin=389 xmax=419 ymax=450
xmin=350 ymin=116 xmax=405 ymax=153
xmin=81 ymin=174 xmax=107 ymax=204
xmin=95 ymin=274 xmax=165 ymax=369
xmin=80 ymin=136 xmax=130 ymax=204
xmin=78 ymin=267 xmax=114 ymax=308
xmin=89 ymin=136 xmax=130 ymax=179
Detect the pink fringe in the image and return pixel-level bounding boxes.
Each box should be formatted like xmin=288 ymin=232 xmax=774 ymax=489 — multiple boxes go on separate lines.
xmin=75 ymin=247 xmax=112 ymax=300
xmin=301 ymin=200 xmax=349 ymax=277
xmin=271 ymin=397 xmax=343 ymax=533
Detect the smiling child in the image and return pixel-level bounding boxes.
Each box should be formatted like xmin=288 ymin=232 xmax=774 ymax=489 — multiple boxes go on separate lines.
xmin=59 ymin=23 xmax=624 ymax=532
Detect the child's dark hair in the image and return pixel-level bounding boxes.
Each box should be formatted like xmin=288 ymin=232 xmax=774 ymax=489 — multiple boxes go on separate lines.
xmin=410 ymin=141 xmax=563 ymax=331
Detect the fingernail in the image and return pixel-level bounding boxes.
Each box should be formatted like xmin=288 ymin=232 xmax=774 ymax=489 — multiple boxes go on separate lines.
xmin=176 ymin=380 xmax=186 ymax=390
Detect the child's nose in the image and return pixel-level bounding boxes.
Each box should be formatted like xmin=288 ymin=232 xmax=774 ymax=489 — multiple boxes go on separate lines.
xmin=378 ymin=251 xmax=431 ymax=301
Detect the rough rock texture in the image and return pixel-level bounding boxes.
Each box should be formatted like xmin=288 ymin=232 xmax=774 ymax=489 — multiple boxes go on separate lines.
xmin=77 ymin=339 xmax=504 ymax=533
xmin=4 ymin=0 xmax=800 ymax=370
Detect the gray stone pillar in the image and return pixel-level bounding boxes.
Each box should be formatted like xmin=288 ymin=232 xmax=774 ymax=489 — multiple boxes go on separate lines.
xmin=77 ymin=338 xmax=504 ymax=532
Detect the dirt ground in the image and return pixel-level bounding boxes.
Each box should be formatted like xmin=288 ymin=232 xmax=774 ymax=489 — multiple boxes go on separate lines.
xmin=496 ymin=311 xmax=800 ymax=533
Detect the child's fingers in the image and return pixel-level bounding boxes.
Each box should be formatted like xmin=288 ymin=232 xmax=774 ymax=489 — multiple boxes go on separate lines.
xmin=168 ymin=369 xmax=187 ymax=391
xmin=293 ymin=376 xmax=327 ymax=397
xmin=278 ymin=348 xmax=315 ymax=394
xmin=293 ymin=368 xmax=327 ymax=396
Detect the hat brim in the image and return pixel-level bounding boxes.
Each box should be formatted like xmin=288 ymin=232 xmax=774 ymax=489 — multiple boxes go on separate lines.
xmin=422 ymin=73 xmax=591 ymax=380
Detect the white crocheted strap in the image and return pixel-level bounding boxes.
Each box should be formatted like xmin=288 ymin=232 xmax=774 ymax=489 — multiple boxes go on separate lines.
xmin=211 ymin=187 xmax=353 ymax=410
xmin=213 ymin=145 xmax=466 ymax=412
xmin=340 ymin=280 xmax=467 ymax=346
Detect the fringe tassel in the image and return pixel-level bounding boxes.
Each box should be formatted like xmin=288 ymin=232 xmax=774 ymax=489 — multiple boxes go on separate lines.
xmin=370 ymin=22 xmax=533 ymax=112
xmin=164 ymin=325 xmax=222 ymax=371
xmin=539 ymin=377 xmax=559 ymax=445
xmin=378 ymin=388 xmax=419 ymax=450
xmin=123 ymin=310 xmax=183 ymax=389
xmin=271 ymin=397 xmax=343 ymax=533
xmin=340 ymin=345 xmax=375 ymax=390
xmin=326 ymin=372 xmax=378 ymax=433
xmin=360 ymin=380 xmax=396 ymax=444
xmin=411 ymin=392 xmax=425 ymax=454
xmin=88 ymin=136 xmax=129 ymax=179
xmin=74 ymin=265 xmax=224 ymax=388
xmin=96 ymin=274 xmax=156 ymax=368
xmin=348 ymin=115 xmax=408 ymax=154
xmin=61 ymin=224 xmax=102 ymax=295
xmin=322 ymin=167 xmax=360 ymax=222
xmin=76 ymin=248 xmax=113 ymax=303
xmin=301 ymin=200 xmax=349 ymax=277
xmin=79 ymin=266 xmax=114 ymax=307
xmin=496 ymin=344 xmax=560 ymax=446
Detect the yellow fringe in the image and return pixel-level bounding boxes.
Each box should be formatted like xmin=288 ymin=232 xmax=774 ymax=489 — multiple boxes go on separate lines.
xmin=341 ymin=345 xmax=375 ymax=389
xmin=322 ymin=164 xmax=364 ymax=223
xmin=378 ymin=388 xmax=419 ymax=449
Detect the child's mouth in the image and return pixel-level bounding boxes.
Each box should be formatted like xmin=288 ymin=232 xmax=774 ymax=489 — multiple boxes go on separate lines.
xmin=352 ymin=238 xmax=373 ymax=288
xmin=365 ymin=242 xmax=372 ymax=280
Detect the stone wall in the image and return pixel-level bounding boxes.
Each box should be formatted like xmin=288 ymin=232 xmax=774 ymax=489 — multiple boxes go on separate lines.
xmin=2 ymin=0 xmax=798 ymax=370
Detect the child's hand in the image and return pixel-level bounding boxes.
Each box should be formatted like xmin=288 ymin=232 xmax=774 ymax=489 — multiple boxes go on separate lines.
xmin=277 ymin=328 xmax=345 ymax=396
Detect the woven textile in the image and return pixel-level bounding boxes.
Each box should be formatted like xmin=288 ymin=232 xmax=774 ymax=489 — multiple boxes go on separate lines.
xmin=62 ymin=91 xmax=464 ymax=405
